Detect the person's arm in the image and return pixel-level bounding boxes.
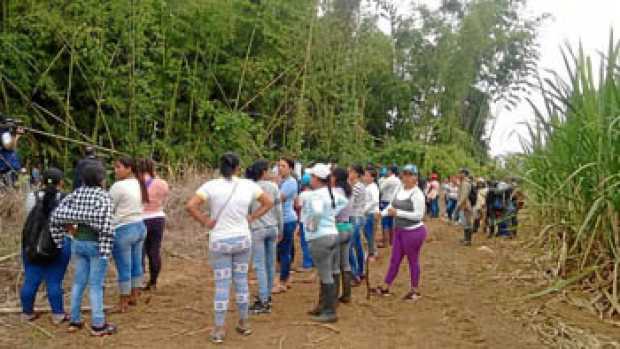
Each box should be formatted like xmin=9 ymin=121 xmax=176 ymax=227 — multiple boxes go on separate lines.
xmin=363 ymin=186 xmax=374 ymax=215
xmin=274 ymin=187 xmax=284 ymax=234
xmin=25 ymin=192 xmax=36 ymax=216
xmin=248 ymin=191 xmax=274 ymax=224
xmin=95 ymin=194 xmax=114 ymax=258
xmin=186 ymin=194 xmax=216 ymax=228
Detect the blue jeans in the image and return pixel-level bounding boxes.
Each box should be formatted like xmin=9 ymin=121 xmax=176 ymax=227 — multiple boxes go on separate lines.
xmin=252 ymin=226 xmax=277 ymax=303
xmin=430 ymin=198 xmax=439 ymax=218
xmin=380 ymin=201 xmax=394 ymax=230
xmin=209 ymin=236 xmax=251 ymax=327
xmin=21 ymin=236 xmax=72 ymax=315
xmin=299 ymin=223 xmax=314 ymax=268
xmin=112 ymin=221 xmax=146 ymax=295
xmin=70 ymin=240 xmax=109 ymax=327
xmin=348 ymin=216 xmax=365 ymax=278
xmin=364 ymin=214 xmax=376 ymax=256
xmin=447 ymin=199 xmax=457 ymax=220
xmin=277 ymin=221 xmax=297 ymax=282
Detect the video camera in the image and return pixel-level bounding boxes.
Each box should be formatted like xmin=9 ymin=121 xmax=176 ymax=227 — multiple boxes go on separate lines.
xmin=0 ymin=113 xmax=24 ymax=136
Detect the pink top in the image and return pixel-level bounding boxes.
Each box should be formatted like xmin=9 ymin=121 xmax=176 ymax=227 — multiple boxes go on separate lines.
xmin=143 ymin=176 xmax=170 ymax=219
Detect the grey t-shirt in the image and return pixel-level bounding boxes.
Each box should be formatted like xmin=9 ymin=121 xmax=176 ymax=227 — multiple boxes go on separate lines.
xmin=250 ymin=180 xmax=283 ymax=231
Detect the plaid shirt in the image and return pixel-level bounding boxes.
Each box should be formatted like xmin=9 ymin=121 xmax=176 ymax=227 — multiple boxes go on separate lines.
xmin=50 ymin=186 xmax=114 ymax=258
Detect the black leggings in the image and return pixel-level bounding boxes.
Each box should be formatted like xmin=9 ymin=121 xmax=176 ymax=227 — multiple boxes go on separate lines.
xmin=143 ymin=217 xmax=166 ymax=285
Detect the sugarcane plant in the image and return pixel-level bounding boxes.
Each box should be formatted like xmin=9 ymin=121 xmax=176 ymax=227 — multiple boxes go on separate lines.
xmin=522 ymin=32 xmax=620 ymax=317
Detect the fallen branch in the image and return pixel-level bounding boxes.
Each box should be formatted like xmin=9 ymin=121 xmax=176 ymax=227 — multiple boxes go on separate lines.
xmin=291 ymin=321 xmax=340 ymax=334
xmin=0 ymin=252 xmax=18 ymax=263
xmin=25 ymin=321 xmax=54 ymax=338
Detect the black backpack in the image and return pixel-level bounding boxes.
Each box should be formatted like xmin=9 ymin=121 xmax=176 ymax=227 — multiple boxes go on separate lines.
xmin=22 ymin=192 xmax=61 ymax=264
xmin=468 ymin=184 xmax=478 ymax=206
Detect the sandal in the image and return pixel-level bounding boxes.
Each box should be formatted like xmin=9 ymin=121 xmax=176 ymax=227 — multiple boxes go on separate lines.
xmin=271 ymin=285 xmax=287 ymax=294
xmin=68 ymin=322 xmax=83 ymax=333
xmin=403 ymin=290 xmax=422 ymax=302
xmin=371 ymin=286 xmax=392 ymax=297
xmin=235 ymin=324 xmax=253 ymax=336
xmin=90 ymin=323 xmax=117 ymax=337
xmin=209 ymin=332 xmax=225 ymax=344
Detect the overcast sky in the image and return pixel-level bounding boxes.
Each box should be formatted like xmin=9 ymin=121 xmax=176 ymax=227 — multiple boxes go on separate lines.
xmin=371 ymin=0 xmax=620 ymax=156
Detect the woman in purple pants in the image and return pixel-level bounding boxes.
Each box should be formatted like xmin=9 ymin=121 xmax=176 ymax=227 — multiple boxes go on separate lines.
xmin=373 ymin=164 xmax=427 ymax=301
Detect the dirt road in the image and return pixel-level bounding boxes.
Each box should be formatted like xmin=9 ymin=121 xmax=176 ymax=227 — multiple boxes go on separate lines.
xmin=2 ymin=219 xmax=620 ymax=348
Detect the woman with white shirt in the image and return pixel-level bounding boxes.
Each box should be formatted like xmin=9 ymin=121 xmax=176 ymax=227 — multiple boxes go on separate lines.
xmin=186 ymin=152 xmax=273 ymax=344
xmin=110 ymin=157 xmax=149 ymax=313
xmin=363 ymin=167 xmax=380 ymax=261
xmin=374 ymin=164 xmax=427 ymax=301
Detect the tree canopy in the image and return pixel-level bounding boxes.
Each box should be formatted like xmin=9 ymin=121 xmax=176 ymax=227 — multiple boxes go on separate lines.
xmin=0 ymin=0 xmax=544 ymax=174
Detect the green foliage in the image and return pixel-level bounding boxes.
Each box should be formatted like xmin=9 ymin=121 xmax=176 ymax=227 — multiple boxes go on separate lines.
xmin=0 ymin=0 xmax=541 ymax=172
xmin=522 ymin=34 xmax=620 ymax=312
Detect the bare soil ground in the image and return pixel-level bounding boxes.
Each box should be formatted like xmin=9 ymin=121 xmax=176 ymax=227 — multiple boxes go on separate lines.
xmin=2 ymin=215 xmax=620 ymax=348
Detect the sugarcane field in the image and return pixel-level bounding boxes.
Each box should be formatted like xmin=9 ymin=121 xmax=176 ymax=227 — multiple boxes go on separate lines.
xmin=1 ymin=1 xmax=620 ymax=348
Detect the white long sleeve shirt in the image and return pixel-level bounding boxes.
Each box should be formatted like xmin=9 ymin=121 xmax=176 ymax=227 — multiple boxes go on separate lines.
xmin=364 ymin=182 xmax=380 ymax=215
xmin=381 ymin=186 xmax=425 ymax=230
xmin=380 ymin=175 xmax=401 ymax=203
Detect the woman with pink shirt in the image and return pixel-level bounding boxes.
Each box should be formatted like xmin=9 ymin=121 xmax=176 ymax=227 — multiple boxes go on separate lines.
xmin=140 ymin=159 xmax=170 ymax=290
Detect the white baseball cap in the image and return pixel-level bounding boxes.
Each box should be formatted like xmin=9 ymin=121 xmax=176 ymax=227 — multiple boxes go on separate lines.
xmin=306 ymin=163 xmax=331 ymax=179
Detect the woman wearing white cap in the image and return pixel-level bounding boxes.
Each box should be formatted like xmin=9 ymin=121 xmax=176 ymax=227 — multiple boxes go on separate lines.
xmin=299 ymin=163 xmax=348 ymax=323
xmin=373 ymin=164 xmax=427 ymax=301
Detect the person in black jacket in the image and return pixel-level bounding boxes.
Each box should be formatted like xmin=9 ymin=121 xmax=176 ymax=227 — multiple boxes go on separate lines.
xmin=73 ymin=147 xmax=103 ymax=190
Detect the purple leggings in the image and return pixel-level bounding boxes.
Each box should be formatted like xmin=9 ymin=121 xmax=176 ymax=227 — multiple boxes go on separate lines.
xmin=384 ymin=225 xmax=427 ymax=288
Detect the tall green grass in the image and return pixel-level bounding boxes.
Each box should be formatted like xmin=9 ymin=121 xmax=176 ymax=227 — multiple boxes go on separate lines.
xmin=523 ymin=33 xmax=620 ymax=316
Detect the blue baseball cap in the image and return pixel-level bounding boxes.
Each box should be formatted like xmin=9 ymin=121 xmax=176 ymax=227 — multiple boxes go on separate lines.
xmin=301 ymin=173 xmax=311 ymax=186
xmin=402 ymin=164 xmax=418 ymax=175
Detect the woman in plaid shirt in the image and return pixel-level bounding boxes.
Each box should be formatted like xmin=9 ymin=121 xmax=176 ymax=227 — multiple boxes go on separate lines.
xmin=50 ymin=163 xmax=117 ymax=336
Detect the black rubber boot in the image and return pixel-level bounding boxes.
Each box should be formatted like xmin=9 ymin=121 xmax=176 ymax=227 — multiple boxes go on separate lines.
xmin=334 ymin=273 xmax=341 ymax=299
xmin=460 ymin=229 xmax=472 ymax=246
xmin=307 ymin=283 xmax=324 ymax=316
xmin=339 ymin=271 xmax=352 ymax=304
xmin=312 ymin=283 xmax=338 ymax=323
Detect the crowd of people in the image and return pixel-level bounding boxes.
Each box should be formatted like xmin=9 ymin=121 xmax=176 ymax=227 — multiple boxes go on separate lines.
xmin=18 ymin=149 xmax=523 ymax=344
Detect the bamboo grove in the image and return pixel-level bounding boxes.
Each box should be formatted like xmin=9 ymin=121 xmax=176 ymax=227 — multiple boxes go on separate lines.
xmin=0 ymin=0 xmax=541 ymax=174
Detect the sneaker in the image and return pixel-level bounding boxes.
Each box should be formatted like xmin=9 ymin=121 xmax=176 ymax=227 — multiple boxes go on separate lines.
xmin=52 ymin=313 xmax=70 ymax=325
xmin=249 ymin=299 xmax=271 ymax=315
xmin=90 ymin=323 xmax=117 ymax=337
xmin=20 ymin=313 xmax=38 ymax=322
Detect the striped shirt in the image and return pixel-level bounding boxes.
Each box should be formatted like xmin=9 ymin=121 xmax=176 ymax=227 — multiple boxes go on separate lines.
xmin=350 ymin=181 xmax=366 ymax=217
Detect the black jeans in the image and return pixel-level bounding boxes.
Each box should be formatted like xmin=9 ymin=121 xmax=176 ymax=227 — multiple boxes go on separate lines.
xmin=143 ymin=217 xmax=166 ymax=285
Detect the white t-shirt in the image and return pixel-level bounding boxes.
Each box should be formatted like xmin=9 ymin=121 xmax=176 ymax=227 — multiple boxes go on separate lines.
xmin=109 ymin=178 xmax=144 ymax=228
xmin=196 ymin=177 xmax=263 ymax=241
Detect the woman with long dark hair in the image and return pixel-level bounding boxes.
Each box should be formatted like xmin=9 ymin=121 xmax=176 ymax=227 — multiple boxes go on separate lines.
xmin=186 ymin=152 xmax=273 ymax=344
xmin=246 ymin=160 xmax=282 ymax=314
xmin=110 ymin=156 xmax=148 ymax=312
xmin=299 ymin=163 xmax=348 ymax=323
xmin=21 ymin=168 xmax=71 ymax=324
xmin=348 ymin=164 xmax=367 ymax=284
xmin=330 ymin=167 xmax=354 ymax=304
xmin=139 ymin=159 xmax=170 ymax=291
